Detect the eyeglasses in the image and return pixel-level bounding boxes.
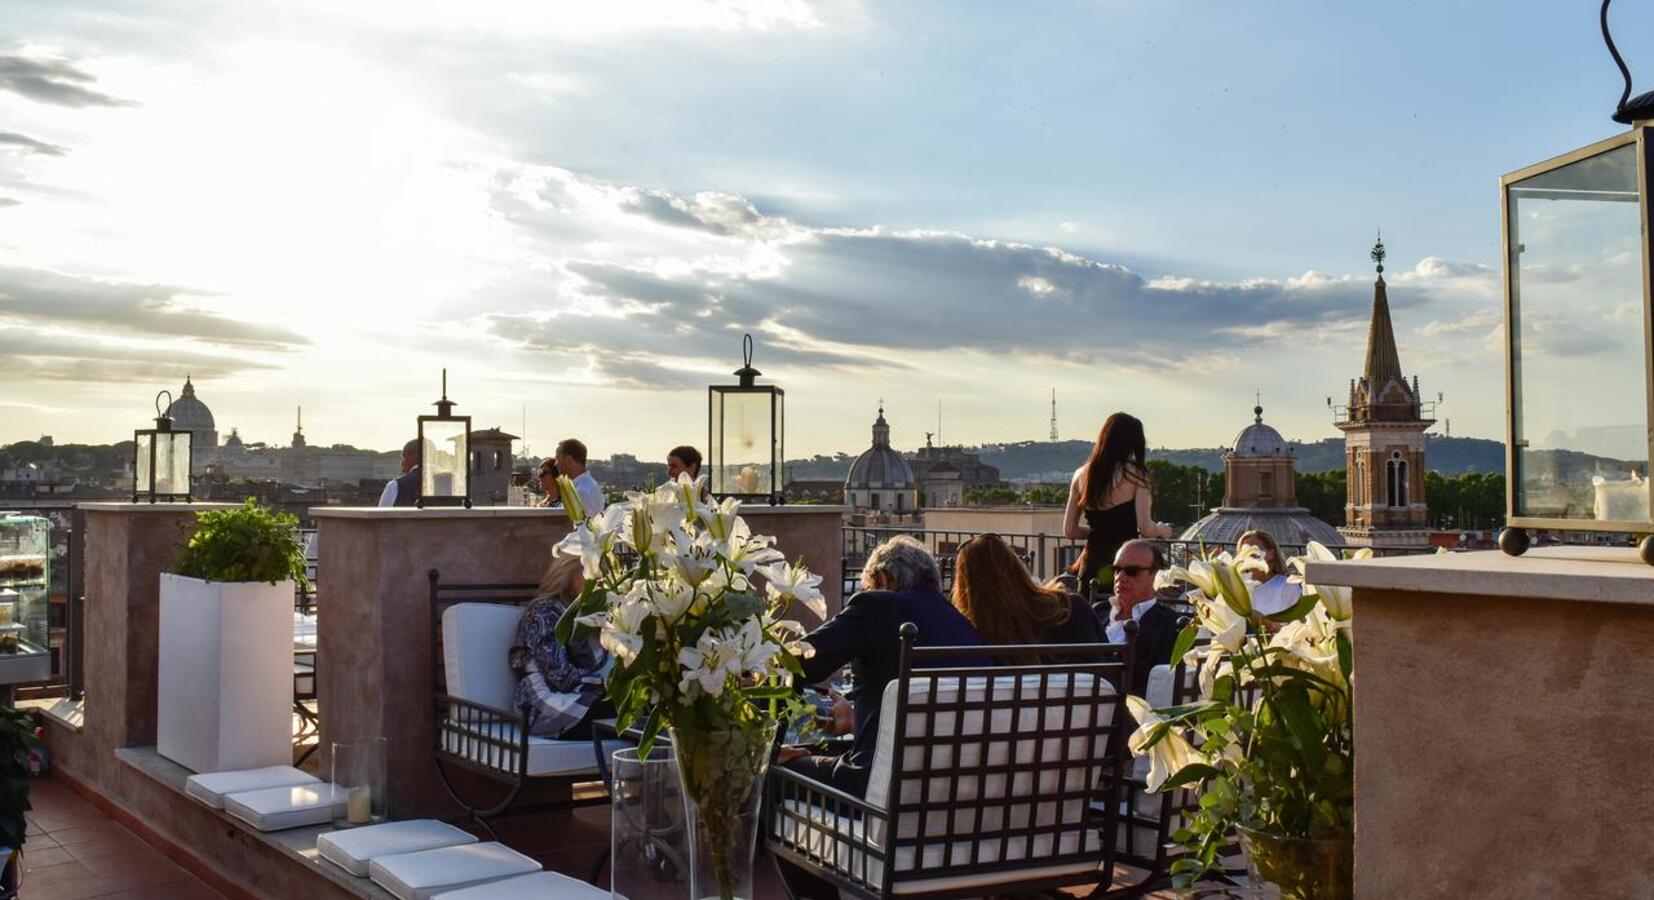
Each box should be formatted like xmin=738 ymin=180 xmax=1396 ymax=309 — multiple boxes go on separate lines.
xmin=1115 ymin=565 xmax=1157 ymax=578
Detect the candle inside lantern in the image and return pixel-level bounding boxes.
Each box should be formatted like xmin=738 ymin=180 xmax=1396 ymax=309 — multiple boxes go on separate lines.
xmin=346 ymin=785 xmax=372 ymax=825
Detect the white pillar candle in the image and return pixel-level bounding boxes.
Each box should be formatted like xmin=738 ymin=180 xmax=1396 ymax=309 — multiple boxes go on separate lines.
xmin=346 ymin=785 xmax=372 ymax=825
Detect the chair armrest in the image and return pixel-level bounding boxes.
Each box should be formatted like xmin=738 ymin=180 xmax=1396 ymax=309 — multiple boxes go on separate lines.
xmin=769 ymin=766 xmax=884 ymax=818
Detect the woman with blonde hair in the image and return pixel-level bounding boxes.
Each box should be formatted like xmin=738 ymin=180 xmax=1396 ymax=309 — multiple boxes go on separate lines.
xmin=951 ymin=533 xmax=1105 ymax=661
xmin=510 ymin=554 xmax=611 ymax=737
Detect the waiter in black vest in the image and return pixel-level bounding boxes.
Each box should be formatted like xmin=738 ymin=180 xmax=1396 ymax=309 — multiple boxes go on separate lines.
xmin=377 ymin=438 xmax=423 ymax=507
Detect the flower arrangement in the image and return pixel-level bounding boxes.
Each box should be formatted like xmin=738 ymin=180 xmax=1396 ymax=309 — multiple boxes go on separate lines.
xmin=552 ymin=472 xmax=823 ymax=900
xmin=1129 ymin=541 xmax=1364 ymax=895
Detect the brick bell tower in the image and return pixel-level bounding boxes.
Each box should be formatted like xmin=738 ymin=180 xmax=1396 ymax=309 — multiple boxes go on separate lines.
xmin=1335 ymin=235 xmax=1435 ymax=548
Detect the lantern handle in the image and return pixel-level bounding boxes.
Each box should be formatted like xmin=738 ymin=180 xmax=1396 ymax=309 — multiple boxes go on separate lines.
xmin=154 ymin=390 xmax=173 ymax=419
xmin=742 ymin=333 xmax=754 ymax=369
xmin=1603 ymin=0 xmax=1635 ymax=119
xmin=734 ymin=333 xmax=761 ymax=386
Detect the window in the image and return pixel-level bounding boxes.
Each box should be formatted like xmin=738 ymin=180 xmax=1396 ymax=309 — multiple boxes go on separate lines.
xmin=494 ymin=450 xmax=504 ymax=471
xmin=1259 ymin=470 xmax=1274 ymax=498
xmin=870 ymin=492 xmax=881 ymax=511
xmin=1386 ymin=452 xmax=1408 ymax=507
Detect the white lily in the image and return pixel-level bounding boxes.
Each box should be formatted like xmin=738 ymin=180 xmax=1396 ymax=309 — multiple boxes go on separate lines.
xmin=597 ymin=590 xmax=652 ymax=664
xmin=677 ymin=628 xmax=742 ymax=698
xmin=1208 ymin=552 xmax=1253 ymax=617
xmin=648 ymin=580 xmax=698 ymax=624
xmin=554 ymin=521 xmax=607 ymax=580
xmin=555 ymin=473 xmax=586 ymax=522
xmin=717 ymin=530 xmax=785 ymax=576
xmin=771 ymin=619 xmax=815 ymax=659
xmin=1125 ymin=695 xmax=1205 ymax=792
xmin=672 ymin=473 xmax=709 ymax=514
xmin=1166 ymin=559 xmax=1219 ymax=599
xmin=698 ymin=496 xmax=743 ymax=542
xmin=1295 ymin=541 xmax=1360 ymax=621
xmin=1194 ymin=595 xmax=1247 ymax=653
xmin=759 ymin=561 xmax=826 ymax=620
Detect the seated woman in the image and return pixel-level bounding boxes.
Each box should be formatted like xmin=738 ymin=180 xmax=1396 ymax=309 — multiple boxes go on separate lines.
xmin=1237 ymin=529 xmax=1301 ymax=617
xmin=509 ymin=555 xmax=611 ymax=739
xmin=953 ymin=534 xmax=1106 ymax=661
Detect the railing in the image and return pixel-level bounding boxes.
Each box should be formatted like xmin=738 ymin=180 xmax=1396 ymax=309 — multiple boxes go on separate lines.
xmin=841 ymin=526 xmax=1439 ymax=596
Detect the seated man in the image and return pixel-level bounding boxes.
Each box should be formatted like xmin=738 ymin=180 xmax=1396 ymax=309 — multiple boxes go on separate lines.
xmin=1106 ymin=539 xmax=1180 ymax=694
xmin=783 ymin=535 xmax=990 ymax=798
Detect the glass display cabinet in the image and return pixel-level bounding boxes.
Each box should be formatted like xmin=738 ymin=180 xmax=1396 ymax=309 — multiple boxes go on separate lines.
xmin=0 ymin=513 xmax=53 ymax=683
xmin=1500 ymin=124 xmax=1654 ymax=563
xmin=709 ymin=334 xmax=784 ymax=503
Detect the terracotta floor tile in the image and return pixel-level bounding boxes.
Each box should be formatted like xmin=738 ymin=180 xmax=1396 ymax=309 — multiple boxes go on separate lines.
xmin=22 ymin=844 xmax=77 ymax=870
xmin=97 ymin=878 xmax=227 ymax=900
xmin=75 ymin=848 xmax=190 ymax=890
xmin=19 ymin=860 xmax=115 ymax=899
xmin=29 ymin=809 xmax=110 ymax=833
xmin=47 ymin=822 xmax=139 ymax=847
xmin=62 ymin=832 xmax=151 ymax=863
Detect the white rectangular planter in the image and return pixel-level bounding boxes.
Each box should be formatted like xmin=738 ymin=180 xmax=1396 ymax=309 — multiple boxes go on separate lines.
xmin=157 ymin=573 xmax=294 ymax=774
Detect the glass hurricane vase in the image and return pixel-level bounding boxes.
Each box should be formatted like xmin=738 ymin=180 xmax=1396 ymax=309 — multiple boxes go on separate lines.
xmin=611 ymin=746 xmax=690 ymax=900
xmin=669 ymin=723 xmax=776 ymax=900
xmin=1237 ymin=826 xmax=1352 ymax=900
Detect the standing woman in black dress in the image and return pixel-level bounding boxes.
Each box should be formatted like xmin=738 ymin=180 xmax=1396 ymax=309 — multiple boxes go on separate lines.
xmin=1062 ymin=412 xmax=1175 ymax=589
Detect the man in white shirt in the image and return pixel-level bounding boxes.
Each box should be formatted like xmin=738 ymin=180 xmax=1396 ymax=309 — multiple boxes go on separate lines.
xmin=554 ymin=438 xmax=605 ymax=517
xmin=377 ymin=439 xmax=422 ymax=507
xmin=1107 ymin=539 xmax=1179 ymax=693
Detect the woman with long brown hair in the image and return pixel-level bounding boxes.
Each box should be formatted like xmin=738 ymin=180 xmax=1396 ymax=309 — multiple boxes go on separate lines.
xmin=1062 ymin=412 xmax=1175 ymax=588
xmin=952 ymin=533 xmax=1105 ymax=660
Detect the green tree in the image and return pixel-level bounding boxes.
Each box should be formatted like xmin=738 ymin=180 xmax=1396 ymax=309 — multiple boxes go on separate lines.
xmin=1146 ymin=460 xmax=1221 ymax=528
xmin=1294 ymin=469 xmax=1348 ymax=525
xmin=963 ymin=485 xmax=1021 ymax=506
xmin=1022 ymin=484 xmax=1067 ymax=505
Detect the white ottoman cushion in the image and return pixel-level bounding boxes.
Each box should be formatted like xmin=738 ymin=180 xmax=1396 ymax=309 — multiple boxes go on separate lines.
xmin=317 ymin=819 xmax=478 ymax=877
xmin=185 ymin=766 xmax=319 ymax=810
xmin=223 ymin=782 xmax=349 ymax=832
xmin=432 ymin=870 xmax=607 ymax=899
xmin=369 ymin=842 xmax=541 ymax=900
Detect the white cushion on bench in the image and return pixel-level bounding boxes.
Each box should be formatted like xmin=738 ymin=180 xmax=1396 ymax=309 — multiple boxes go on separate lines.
xmin=438 ymin=724 xmax=625 ymax=778
xmin=223 ymin=782 xmax=349 ymax=832
xmin=370 ymin=842 xmax=541 ymax=900
xmin=317 ymin=819 xmax=478 ymax=877
xmin=185 ymin=766 xmax=319 ymax=810
xmin=431 ymin=870 xmax=607 ymax=899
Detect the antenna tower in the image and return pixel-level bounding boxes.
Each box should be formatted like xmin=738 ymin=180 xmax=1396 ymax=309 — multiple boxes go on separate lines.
xmin=1048 ymin=389 xmax=1059 ymax=442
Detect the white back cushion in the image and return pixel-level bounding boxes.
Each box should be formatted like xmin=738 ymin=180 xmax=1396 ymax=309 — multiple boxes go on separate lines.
xmin=441 ymin=603 xmax=524 ymax=711
xmin=862 ymin=673 xmax=1116 ymax=872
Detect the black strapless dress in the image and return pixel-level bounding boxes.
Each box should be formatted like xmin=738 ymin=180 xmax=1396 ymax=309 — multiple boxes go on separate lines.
xmin=1080 ymin=500 xmax=1137 ymax=587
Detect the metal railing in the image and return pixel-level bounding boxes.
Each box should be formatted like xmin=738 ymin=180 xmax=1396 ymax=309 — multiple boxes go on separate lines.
xmin=841 ymin=526 xmax=1440 ymax=596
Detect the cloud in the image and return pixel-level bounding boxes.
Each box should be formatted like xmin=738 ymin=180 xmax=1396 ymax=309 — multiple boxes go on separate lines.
xmin=0 ymin=198 xmax=17 ymax=209
xmin=617 ymin=188 xmax=789 ymax=238
xmin=1418 ymin=307 xmax=1499 ymax=338
xmin=0 ymin=55 xmax=135 ymax=108
xmin=0 ymin=325 xmax=278 ymax=383
xmin=0 ymin=132 xmax=67 ymax=156
xmin=0 ymin=265 xmax=310 ymax=349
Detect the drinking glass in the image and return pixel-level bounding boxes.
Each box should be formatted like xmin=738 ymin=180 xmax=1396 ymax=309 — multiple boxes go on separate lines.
xmin=332 ymin=737 xmax=387 ymax=828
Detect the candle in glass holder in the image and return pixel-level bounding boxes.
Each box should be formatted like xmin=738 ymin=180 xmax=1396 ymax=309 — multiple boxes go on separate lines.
xmin=346 ymin=785 xmax=372 ymax=825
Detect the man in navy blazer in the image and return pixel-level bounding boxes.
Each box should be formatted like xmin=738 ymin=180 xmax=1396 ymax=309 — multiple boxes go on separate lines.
xmin=784 ymin=535 xmax=989 ymax=797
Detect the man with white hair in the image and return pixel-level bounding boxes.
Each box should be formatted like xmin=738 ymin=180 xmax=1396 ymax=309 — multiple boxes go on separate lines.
xmin=784 ymin=535 xmax=989 ymax=796
xmin=377 ymin=439 xmax=423 ymax=507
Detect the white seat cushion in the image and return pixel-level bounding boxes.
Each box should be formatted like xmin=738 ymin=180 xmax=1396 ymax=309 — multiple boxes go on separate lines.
xmin=773 ymin=800 xmax=1097 ymax=895
xmin=223 ymin=780 xmax=348 ymax=830
xmin=185 ymin=766 xmax=319 ymax=810
xmin=857 ymin=673 xmax=1114 ymax=880
xmin=369 ymin=842 xmax=541 ymax=900
xmin=317 ymin=819 xmax=478 ymax=877
xmin=439 ymin=723 xmax=624 ymax=778
xmin=223 ymin=782 xmax=349 ymax=832
xmin=431 ymin=870 xmax=607 ymax=899
xmin=441 ymin=603 xmax=523 ymax=711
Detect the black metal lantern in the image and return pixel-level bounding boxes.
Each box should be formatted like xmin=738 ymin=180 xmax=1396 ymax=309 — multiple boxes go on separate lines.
xmin=416 ymin=369 xmax=471 ymax=508
xmin=1500 ymin=0 xmax=1654 ymax=563
xmin=134 ymin=390 xmax=192 ymax=503
xmin=709 ymin=334 xmax=784 ymax=504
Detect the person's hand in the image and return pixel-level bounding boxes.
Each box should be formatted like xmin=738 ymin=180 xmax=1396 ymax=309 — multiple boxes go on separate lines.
xmin=776 ymin=746 xmax=811 ymax=764
xmin=816 ymin=691 xmax=854 ymax=736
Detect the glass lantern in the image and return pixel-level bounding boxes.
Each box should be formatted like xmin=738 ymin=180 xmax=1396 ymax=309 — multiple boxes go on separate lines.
xmin=1500 ymin=125 xmax=1654 ymax=563
xmin=709 ymin=334 xmax=784 ymax=503
xmin=134 ymin=390 xmax=193 ymax=503
xmin=417 ymin=369 xmax=471 ymax=508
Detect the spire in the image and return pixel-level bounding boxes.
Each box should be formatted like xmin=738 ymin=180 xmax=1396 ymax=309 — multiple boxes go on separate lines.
xmin=1254 ymin=390 xmax=1264 ymax=424
xmin=182 ymin=375 xmax=195 ymax=398
xmin=1362 ymin=235 xmax=1405 ymax=390
xmin=872 ymin=401 xmax=891 ymax=448
xmin=292 ymin=405 xmax=307 ymax=449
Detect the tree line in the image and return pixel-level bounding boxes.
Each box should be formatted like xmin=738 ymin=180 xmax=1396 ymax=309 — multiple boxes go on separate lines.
xmin=962 ymin=461 xmax=1505 ymax=531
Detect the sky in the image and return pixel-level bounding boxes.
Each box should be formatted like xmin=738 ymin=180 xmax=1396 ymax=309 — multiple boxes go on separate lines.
xmin=1 ymin=0 xmax=1649 ymax=458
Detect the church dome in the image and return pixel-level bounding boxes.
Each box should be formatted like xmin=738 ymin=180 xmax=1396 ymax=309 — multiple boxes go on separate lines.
xmin=167 ymin=377 xmax=216 ymax=433
xmin=1178 ymin=509 xmax=1344 ymax=551
xmin=846 ymin=406 xmax=915 ymax=490
xmin=1229 ymin=405 xmax=1289 ymax=458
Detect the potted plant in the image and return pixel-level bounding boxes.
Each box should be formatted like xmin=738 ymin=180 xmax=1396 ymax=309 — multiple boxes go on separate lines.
xmin=158 ymin=499 xmax=308 ymax=774
xmin=1129 ymin=542 xmax=1359 ymax=899
xmin=555 ymin=474 xmax=820 ymax=900
xmin=0 ymin=707 xmax=37 ymax=898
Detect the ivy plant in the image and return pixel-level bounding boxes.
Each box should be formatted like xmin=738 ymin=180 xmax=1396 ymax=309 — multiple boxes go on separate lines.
xmin=174 ymin=499 xmax=309 ymax=587
xmin=0 ymin=707 xmax=35 ymax=853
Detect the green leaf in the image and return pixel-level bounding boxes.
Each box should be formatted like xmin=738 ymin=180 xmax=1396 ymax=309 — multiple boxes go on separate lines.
xmin=1170 ymin=623 xmax=1199 ymax=667
xmin=1158 ymin=763 xmax=1222 ymax=791
xmin=1336 ymin=630 xmax=1353 ymax=680
xmin=1264 ymin=593 xmax=1319 ymax=623
xmin=1272 ymin=688 xmax=1327 ymax=774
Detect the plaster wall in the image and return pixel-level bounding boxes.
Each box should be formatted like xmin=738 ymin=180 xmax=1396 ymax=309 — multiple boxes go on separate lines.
xmin=1315 ymin=549 xmax=1654 ymax=898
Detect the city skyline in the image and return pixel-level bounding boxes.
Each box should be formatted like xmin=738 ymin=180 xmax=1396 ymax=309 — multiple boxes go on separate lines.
xmin=3 ymin=2 xmax=1648 ymax=455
